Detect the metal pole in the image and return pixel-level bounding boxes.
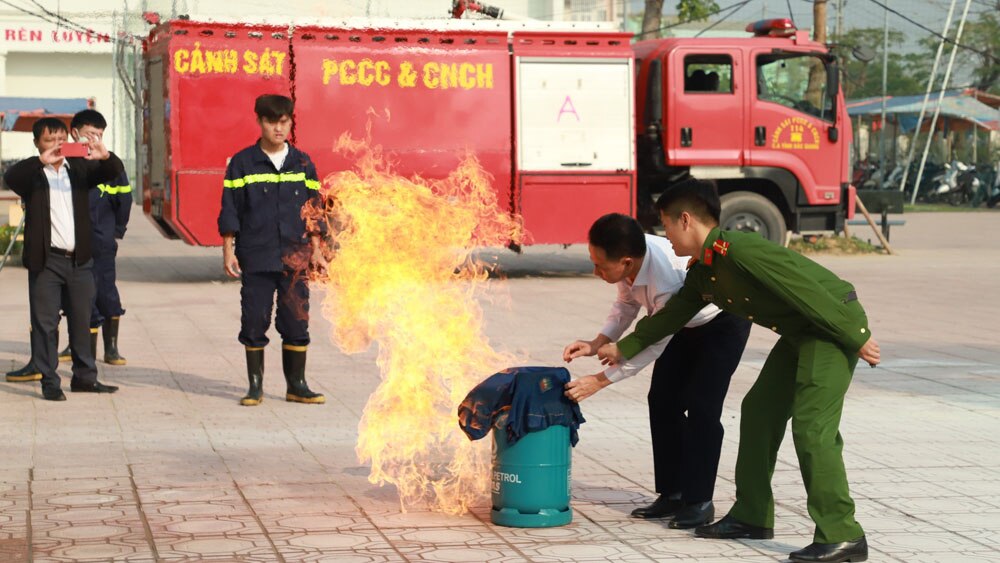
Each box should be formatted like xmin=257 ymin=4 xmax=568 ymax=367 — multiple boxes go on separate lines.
xmin=878 ymin=1 xmax=889 ymax=180
xmin=911 ymin=0 xmax=973 ymax=205
xmin=898 ymin=0 xmax=958 ymax=193
xmin=972 ymin=121 xmax=978 ymax=164
xmin=836 ymin=0 xmax=844 ymax=39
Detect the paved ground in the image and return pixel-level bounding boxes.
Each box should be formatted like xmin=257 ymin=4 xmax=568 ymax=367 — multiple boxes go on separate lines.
xmin=0 ymin=211 xmax=998 ymax=562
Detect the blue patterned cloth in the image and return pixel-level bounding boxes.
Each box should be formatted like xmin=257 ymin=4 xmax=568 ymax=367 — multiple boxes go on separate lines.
xmin=458 ymin=366 xmax=585 ymax=446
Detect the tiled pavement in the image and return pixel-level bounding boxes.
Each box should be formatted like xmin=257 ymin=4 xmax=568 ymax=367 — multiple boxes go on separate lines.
xmin=0 ymin=211 xmax=998 ymax=562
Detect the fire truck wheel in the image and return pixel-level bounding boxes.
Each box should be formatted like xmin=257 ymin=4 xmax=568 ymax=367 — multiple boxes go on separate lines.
xmin=719 ymin=191 xmax=787 ymax=246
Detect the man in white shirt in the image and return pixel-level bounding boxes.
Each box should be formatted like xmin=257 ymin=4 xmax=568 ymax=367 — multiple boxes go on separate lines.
xmin=563 ymin=213 xmax=751 ymax=528
xmin=4 ymin=117 xmax=123 ymax=401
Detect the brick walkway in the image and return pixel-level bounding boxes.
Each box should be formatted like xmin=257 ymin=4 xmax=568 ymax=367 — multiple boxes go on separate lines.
xmin=0 ymin=212 xmax=997 ymax=562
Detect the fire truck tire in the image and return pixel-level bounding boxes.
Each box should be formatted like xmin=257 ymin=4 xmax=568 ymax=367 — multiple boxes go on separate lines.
xmin=719 ymin=192 xmax=787 ymax=245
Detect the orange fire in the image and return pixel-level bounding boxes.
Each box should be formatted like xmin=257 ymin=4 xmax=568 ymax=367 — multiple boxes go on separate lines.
xmin=315 ymin=133 xmax=523 ymax=514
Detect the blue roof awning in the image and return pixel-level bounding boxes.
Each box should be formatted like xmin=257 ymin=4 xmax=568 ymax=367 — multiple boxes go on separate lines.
xmin=0 ymin=97 xmax=93 ymax=132
xmin=846 ymin=91 xmax=1000 ymax=131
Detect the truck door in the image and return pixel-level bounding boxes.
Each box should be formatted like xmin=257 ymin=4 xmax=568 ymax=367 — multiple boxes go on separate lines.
xmin=512 ymin=32 xmax=635 ymax=245
xmin=666 ymin=48 xmax=744 ymax=166
xmin=747 ymin=50 xmax=842 ymax=204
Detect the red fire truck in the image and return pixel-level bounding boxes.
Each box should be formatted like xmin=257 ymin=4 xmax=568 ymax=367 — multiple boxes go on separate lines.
xmin=141 ymin=16 xmax=854 ymax=247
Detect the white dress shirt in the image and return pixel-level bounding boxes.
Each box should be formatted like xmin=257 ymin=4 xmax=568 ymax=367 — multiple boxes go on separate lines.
xmin=44 ymin=159 xmax=75 ymax=251
xmin=600 ymin=234 xmax=721 ymax=383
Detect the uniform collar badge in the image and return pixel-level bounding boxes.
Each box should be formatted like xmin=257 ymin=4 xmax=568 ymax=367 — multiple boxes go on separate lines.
xmin=712 ymin=239 xmax=730 ymax=256
xmin=703 ymin=248 xmax=713 ymax=266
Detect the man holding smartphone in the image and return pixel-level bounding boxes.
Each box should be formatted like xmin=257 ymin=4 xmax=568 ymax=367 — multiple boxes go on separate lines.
xmin=4 ymin=117 xmax=123 ymax=400
xmin=5 ymin=110 xmax=131 ymax=382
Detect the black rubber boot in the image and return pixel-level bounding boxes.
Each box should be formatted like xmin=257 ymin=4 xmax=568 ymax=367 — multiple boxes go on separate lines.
xmin=282 ymin=345 xmax=325 ymax=404
xmin=6 ymin=359 xmax=41 ymax=382
xmin=102 ymin=317 xmax=127 ymax=365
xmin=241 ymin=347 xmax=265 ymax=406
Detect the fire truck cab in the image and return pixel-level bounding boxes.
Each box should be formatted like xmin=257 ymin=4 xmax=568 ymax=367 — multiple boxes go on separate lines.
xmin=634 ymin=18 xmax=854 ymax=242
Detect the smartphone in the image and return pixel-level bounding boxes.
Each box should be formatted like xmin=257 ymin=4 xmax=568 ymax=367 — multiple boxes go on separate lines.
xmin=60 ymin=143 xmax=90 ymax=158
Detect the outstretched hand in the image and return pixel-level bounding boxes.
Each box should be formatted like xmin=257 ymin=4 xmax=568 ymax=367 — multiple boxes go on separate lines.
xmin=564 ymin=373 xmax=611 ymax=403
xmin=596 ymin=342 xmax=622 ymax=366
xmin=562 ymin=340 xmax=596 ymax=362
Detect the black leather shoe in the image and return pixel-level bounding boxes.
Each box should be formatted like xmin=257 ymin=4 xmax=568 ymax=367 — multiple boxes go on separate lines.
xmin=789 ymin=536 xmax=868 ymax=562
xmin=630 ymin=495 xmax=683 ymax=519
xmin=42 ymin=388 xmax=67 ymax=401
xmin=70 ymin=379 xmax=119 ymax=393
xmin=695 ymin=514 xmax=774 ymax=539
xmin=669 ymin=500 xmax=715 ymax=529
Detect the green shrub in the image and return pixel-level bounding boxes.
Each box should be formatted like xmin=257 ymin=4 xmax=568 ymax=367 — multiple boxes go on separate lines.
xmin=0 ymin=224 xmax=24 ymax=263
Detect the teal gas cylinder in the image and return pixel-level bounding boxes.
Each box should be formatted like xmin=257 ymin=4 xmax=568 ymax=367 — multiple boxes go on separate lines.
xmin=490 ymin=415 xmax=572 ymax=528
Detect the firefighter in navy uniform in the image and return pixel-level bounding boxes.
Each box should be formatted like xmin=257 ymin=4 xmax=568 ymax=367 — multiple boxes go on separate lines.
xmin=5 ymin=110 xmax=130 ymax=382
xmin=218 ymin=94 xmax=327 ymax=406
xmin=72 ymin=110 xmax=131 ymax=365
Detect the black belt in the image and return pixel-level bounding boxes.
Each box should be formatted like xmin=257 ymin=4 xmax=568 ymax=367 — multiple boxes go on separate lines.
xmin=50 ymin=247 xmax=75 ymax=258
xmin=843 ymin=290 xmax=858 ymax=303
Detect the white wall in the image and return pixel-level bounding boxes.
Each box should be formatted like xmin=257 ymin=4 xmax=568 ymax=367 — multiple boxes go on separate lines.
xmin=0 ymin=3 xmax=119 ymax=161
xmin=2 ymin=52 xmax=114 ymax=160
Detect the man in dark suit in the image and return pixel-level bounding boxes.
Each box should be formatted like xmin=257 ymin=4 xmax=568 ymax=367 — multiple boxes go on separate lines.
xmin=4 ymin=117 xmax=123 ymax=401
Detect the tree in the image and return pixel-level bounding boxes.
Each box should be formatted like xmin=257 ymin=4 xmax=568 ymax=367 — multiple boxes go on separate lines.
xmin=806 ymin=0 xmax=829 ymax=108
xmin=942 ymin=3 xmax=1000 ymax=93
xmin=642 ymin=0 xmax=719 ymax=38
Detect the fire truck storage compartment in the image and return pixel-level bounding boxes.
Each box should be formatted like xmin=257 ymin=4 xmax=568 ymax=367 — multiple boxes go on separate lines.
xmin=516 ymin=58 xmax=632 ymax=171
xmin=512 ymin=32 xmax=634 ymax=245
xmin=517 ymin=174 xmax=633 ymax=245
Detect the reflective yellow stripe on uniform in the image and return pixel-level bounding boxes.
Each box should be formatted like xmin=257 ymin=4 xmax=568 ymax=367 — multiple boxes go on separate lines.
xmin=223 ymin=172 xmax=314 ymax=189
xmin=97 ymin=184 xmax=133 ymax=196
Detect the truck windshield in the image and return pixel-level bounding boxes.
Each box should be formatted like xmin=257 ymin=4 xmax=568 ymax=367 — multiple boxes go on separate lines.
xmin=756 ymin=53 xmax=835 ymax=122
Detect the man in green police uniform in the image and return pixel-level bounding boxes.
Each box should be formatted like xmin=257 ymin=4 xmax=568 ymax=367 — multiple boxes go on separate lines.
xmin=598 ymin=179 xmax=880 ymax=563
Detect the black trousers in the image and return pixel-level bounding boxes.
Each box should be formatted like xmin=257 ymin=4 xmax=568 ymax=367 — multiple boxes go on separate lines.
xmin=29 ymin=251 xmax=98 ymax=391
xmin=239 ymin=270 xmax=310 ymax=348
xmin=90 ymin=243 xmax=125 ymax=327
xmin=648 ymin=310 xmax=752 ymax=502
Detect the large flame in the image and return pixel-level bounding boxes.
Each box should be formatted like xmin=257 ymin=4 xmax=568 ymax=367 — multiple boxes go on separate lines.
xmin=315 ymin=133 xmax=523 ymax=514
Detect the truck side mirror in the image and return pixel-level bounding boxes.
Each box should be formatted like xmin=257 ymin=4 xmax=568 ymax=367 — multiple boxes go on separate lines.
xmin=826 ymin=59 xmax=840 ymax=126
xmin=852 ymin=45 xmax=876 ymax=63
xmin=828 ymin=127 xmax=839 ymax=142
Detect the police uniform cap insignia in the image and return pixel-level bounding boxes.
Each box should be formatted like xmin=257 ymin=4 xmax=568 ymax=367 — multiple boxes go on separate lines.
xmin=713 ymin=239 xmax=730 ymax=256
xmin=703 ymin=248 xmax=713 ymax=266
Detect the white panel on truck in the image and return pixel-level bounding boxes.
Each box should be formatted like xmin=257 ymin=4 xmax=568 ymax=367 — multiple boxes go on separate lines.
xmin=516 ymin=57 xmax=634 ymax=171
